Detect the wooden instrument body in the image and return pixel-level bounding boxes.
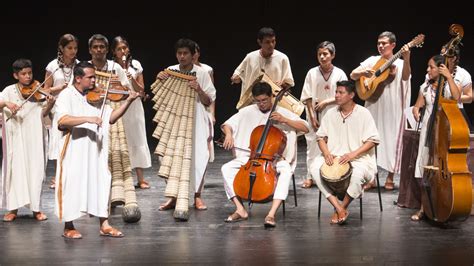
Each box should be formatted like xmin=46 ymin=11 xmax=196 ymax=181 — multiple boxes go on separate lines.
xmin=356 ymin=58 xmax=395 ymax=102
xmin=422 ymin=98 xmax=472 ymax=222
xmin=233 ymin=124 xmax=287 ymax=203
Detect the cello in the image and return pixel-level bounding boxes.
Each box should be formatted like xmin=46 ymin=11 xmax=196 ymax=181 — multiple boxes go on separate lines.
xmin=233 ymin=86 xmax=290 ymax=204
xmin=421 ymin=24 xmax=472 ymax=223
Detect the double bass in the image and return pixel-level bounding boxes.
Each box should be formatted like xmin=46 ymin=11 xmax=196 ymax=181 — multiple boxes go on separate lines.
xmin=421 ymin=24 xmax=472 ymax=223
xmin=233 ymin=87 xmax=290 ymax=204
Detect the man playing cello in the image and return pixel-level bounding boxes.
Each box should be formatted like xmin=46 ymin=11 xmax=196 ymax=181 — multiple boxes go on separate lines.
xmin=221 ymin=82 xmax=309 ymax=227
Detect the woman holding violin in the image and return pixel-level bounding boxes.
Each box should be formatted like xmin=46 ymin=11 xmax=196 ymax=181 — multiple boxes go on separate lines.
xmin=43 ymin=33 xmax=79 ymax=189
xmin=111 ymin=36 xmax=151 ymax=190
xmin=410 ymin=54 xmax=462 ymax=221
xmin=221 ymin=82 xmax=309 ymax=227
xmin=0 ymin=58 xmax=53 ymax=222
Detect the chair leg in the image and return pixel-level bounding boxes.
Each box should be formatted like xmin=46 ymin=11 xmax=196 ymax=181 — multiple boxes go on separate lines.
xmin=318 ymin=191 xmax=322 ymax=219
xmin=292 ymin=174 xmax=298 ymax=207
xmin=375 ymin=173 xmax=383 ymax=212
xmin=282 ymin=200 xmax=286 ymax=216
xmin=360 ymin=197 xmax=363 ymax=219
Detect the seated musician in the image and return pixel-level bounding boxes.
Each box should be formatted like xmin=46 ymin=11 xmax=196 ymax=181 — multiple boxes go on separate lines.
xmin=310 ymin=80 xmax=380 ymax=225
xmin=221 ymin=82 xmax=309 ymax=227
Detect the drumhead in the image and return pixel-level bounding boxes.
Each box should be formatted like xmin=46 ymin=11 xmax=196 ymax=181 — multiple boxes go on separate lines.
xmin=320 ymin=157 xmax=352 ymax=182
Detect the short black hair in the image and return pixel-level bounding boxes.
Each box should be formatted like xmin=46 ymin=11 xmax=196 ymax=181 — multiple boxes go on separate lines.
xmin=252 ymin=82 xmax=273 ymax=97
xmin=12 ymin=58 xmax=32 ymax=74
xmin=336 ymin=80 xmax=355 ymax=94
xmin=257 ymin=27 xmax=275 ymax=41
xmin=73 ymin=61 xmax=95 ymax=80
xmin=175 ymin=38 xmax=196 ymax=55
xmin=88 ymin=34 xmax=109 ymax=48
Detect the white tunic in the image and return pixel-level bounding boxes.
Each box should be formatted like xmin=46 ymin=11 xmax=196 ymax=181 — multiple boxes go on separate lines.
xmin=233 ymin=49 xmax=294 ymax=109
xmin=167 ymin=64 xmax=216 ymax=191
xmin=54 ymin=85 xmax=113 ymax=222
xmin=0 ymin=84 xmax=46 ymax=211
xmin=414 ymin=83 xmax=453 ymax=178
xmin=360 ymin=56 xmax=411 ymax=173
xmin=45 ymin=59 xmax=79 ymax=160
xmin=120 ymin=59 xmax=151 ymax=168
xmin=222 ymin=104 xmax=309 ymax=170
xmin=300 ymin=66 xmax=347 ymax=175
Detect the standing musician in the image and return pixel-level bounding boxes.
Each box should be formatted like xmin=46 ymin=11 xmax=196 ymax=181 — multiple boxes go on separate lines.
xmin=310 ymin=80 xmax=380 ymax=225
xmin=410 ymin=54 xmax=462 ymax=221
xmin=55 ymin=61 xmax=140 ymax=239
xmin=0 ymin=59 xmax=54 ymax=222
xmin=43 ymin=33 xmax=79 ymax=189
xmin=156 ymin=38 xmax=216 ymax=212
xmin=300 ymin=41 xmax=348 ymax=189
xmin=111 ymin=36 xmax=152 ymax=190
xmin=221 ymin=82 xmax=309 ymax=227
xmin=350 ymin=31 xmax=411 ymax=191
xmin=230 ymin=27 xmax=294 ymax=110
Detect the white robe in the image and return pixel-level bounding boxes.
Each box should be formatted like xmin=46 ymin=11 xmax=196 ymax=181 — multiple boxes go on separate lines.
xmin=45 ymin=59 xmax=79 ymax=160
xmin=360 ymin=56 xmax=411 ymax=174
xmin=221 ymin=104 xmax=309 ymax=200
xmin=121 ymin=59 xmax=151 ymax=169
xmin=0 ymin=84 xmax=46 ymax=211
xmin=222 ymin=104 xmax=309 ymax=171
xmin=300 ymin=66 xmax=347 ymax=178
xmin=195 ymin=62 xmax=215 ymax=162
xmin=233 ymin=49 xmax=294 ymax=109
xmin=54 ymin=85 xmax=113 ymax=222
xmin=310 ymin=105 xmax=380 ymax=199
xmin=167 ymin=64 xmax=216 ymax=192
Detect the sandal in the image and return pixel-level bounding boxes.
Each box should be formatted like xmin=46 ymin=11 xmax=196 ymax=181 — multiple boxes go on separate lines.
xmin=100 ymin=227 xmax=124 ymax=238
xmin=410 ymin=210 xmax=424 ymax=221
xmin=158 ymin=200 xmax=176 ymax=211
xmin=224 ymin=211 xmax=248 ymax=223
xmin=136 ymin=180 xmax=150 ymax=189
xmin=264 ymin=216 xmax=276 ymax=228
xmin=337 ymin=210 xmax=349 ymax=225
xmin=194 ymin=197 xmax=208 ymax=210
xmin=384 ymin=181 xmax=395 ymax=191
xmin=363 ymin=180 xmax=376 ymax=191
xmin=301 ymin=179 xmax=314 ymax=189
xmin=49 ymin=179 xmax=56 ymax=189
xmin=3 ymin=212 xmax=17 ymax=222
xmin=330 ymin=212 xmax=339 ymax=224
xmin=62 ymin=229 xmax=82 ymax=239
xmin=33 ymin=212 xmax=48 ymax=221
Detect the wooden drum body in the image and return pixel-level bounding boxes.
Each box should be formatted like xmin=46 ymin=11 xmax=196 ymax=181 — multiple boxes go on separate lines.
xmin=320 ymin=157 xmax=352 ymax=200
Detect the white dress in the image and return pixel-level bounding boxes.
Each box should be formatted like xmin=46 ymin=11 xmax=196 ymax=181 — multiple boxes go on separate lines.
xmin=120 ymin=59 xmax=151 ymax=169
xmin=0 ymin=84 xmax=46 ymax=211
xmin=54 ymin=85 xmax=113 ymax=221
xmin=360 ymin=56 xmax=411 ymax=174
xmin=45 ymin=59 xmax=78 ymax=160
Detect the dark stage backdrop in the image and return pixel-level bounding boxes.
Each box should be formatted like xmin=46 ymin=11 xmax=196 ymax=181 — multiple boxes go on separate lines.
xmin=1 ymin=1 xmax=473 ymax=149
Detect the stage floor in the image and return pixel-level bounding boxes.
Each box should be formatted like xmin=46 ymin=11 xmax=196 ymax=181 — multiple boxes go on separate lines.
xmin=1 ymin=142 xmax=474 ymax=265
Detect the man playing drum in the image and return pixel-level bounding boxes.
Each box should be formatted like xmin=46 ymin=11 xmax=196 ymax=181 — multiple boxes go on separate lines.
xmin=309 ymin=80 xmax=380 ymax=225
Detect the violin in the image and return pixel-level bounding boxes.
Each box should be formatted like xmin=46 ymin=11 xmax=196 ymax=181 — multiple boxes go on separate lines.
xmin=233 ymin=87 xmax=290 ymax=204
xmin=421 ymin=24 xmax=472 ymax=223
xmin=19 ymin=80 xmax=53 ymax=102
xmin=86 ymin=83 xmax=131 ymax=104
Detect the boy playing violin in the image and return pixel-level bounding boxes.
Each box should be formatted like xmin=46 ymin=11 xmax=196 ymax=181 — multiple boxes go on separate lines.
xmin=0 ymin=58 xmax=55 ymax=222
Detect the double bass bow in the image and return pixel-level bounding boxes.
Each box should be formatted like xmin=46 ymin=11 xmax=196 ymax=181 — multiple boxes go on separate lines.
xmin=421 ymin=24 xmax=472 ymax=223
xmin=233 ymin=86 xmax=290 ymax=205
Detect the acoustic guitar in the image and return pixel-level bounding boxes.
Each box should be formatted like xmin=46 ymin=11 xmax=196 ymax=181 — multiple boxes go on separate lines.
xmin=356 ymin=34 xmax=425 ymax=102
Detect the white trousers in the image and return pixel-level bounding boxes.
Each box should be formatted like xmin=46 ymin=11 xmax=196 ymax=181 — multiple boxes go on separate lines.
xmin=310 ymin=156 xmax=372 ymax=199
xmin=221 ymin=157 xmax=292 ymax=200
xmin=304 ymin=130 xmax=320 ymax=179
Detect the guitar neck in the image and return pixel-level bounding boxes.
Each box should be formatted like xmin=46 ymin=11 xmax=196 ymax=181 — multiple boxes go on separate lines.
xmin=378 ymin=49 xmax=403 ymax=75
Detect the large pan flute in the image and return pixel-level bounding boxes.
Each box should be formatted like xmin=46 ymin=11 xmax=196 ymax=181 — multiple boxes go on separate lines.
xmin=95 ymin=70 xmax=141 ymax=223
xmin=150 ymin=69 xmax=197 ymax=221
